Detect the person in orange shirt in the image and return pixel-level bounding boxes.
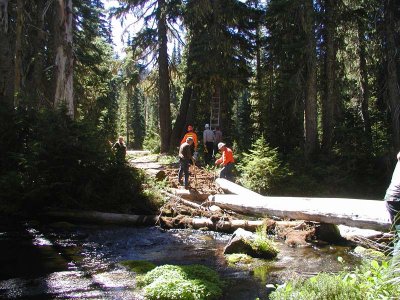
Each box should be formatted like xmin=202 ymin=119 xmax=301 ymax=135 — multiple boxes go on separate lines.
xmin=215 ymin=142 xmax=235 ymax=180
xmin=180 ymin=125 xmax=198 ymax=155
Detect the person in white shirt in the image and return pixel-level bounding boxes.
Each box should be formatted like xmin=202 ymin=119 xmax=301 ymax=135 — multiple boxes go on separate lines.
xmin=385 ymin=151 xmax=400 ymax=256
xmin=203 ymin=124 xmax=214 ymax=165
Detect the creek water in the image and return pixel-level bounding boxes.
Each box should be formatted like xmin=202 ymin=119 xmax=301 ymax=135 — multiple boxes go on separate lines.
xmin=0 ymin=216 xmax=361 ymax=300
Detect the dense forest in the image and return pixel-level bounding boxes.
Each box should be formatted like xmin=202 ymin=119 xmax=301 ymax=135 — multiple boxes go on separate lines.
xmin=0 ymin=0 xmax=400 ymax=214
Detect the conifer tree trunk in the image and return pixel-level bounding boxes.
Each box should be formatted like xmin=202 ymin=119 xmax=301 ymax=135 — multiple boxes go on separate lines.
xmin=357 ymin=20 xmax=372 ymax=149
xmin=53 ymin=0 xmax=74 ymax=118
xmin=157 ymin=0 xmax=171 ymax=153
xmin=32 ymin=0 xmax=46 ymax=107
xmin=170 ymin=85 xmax=192 ymax=150
xmin=384 ymin=0 xmax=400 ymax=150
xmin=303 ymin=0 xmax=318 ymax=158
xmin=321 ymin=0 xmax=335 ymax=153
xmin=13 ymin=0 xmax=23 ymax=107
xmin=0 ymin=0 xmax=14 ymax=107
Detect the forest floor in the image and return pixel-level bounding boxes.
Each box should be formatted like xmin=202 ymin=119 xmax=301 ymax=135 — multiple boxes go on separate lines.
xmin=128 ymin=151 xmax=222 ymax=195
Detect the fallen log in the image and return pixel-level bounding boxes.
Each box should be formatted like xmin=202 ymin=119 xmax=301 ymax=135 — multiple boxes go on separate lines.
xmin=209 ymin=194 xmax=391 ymax=231
xmin=44 ymin=210 xmax=158 ymax=226
xmin=169 ymin=188 xmax=209 ymax=202
xmin=161 ymin=190 xmax=204 ymax=210
xmin=216 ymin=178 xmax=260 ymax=197
xmin=159 ymin=216 xmax=268 ymax=232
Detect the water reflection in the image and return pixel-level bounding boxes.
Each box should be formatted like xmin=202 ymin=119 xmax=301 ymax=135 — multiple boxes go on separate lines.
xmin=0 ymin=218 xmax=360 ymax=299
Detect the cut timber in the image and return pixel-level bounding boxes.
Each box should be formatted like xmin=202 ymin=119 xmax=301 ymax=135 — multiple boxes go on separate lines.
xmin=161 ymin=191 xmax=204 ymax=210
xmin=44 ymin=210 xmax=158 ymax=226
xmin=209 ymin=194 xmax=391 ymax=231
xmin=170 ymin=188 xmax=209 ymax=201
xmin=216 ymin=178 xmax=260 ymax=197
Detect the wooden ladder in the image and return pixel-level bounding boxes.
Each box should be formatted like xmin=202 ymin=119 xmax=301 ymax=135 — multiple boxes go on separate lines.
xmin=210 ymin=88 xmax=220 ymax=129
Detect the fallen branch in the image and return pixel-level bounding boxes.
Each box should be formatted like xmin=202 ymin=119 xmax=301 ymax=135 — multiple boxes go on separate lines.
xmin=44 ymin=210 xmax=158 ymax=226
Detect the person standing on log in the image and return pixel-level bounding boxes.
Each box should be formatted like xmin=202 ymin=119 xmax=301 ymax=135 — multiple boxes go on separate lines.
xmin=215 ymin=142 xmax=235 ymax=181
xmin=385 ymin=151 xmax=400 ymax=255
xmin=112 ymin=136 xmax=127 ymax=163
xmin=178 ymin=137 xmax=194 ymax=189
xmin=203 ymin=124 xmax=214 ymax=165
xmin=180 ymin=125 xmax=198 ymax=157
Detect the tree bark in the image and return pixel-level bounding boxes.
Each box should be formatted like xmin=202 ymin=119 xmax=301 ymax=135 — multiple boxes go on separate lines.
xmin=358 ymin=20 xmax=372 ymax=149
xmin=53 ymin=0 xmax=74 ymax=118
xmin=157 ymin=0 xmax=171 ymax=153
xmin=303 ymin=0 xmax=318 ymax=158
xmin=384 ymin=0 xmax=400 ymax=150
xmin=13 ymin=0 xmax=23 ymax=107
xmin=32 ymin=0 xmax=47 ymax=108
xmin=170 ymin=84 xmax=192 ymax=150
xmin=321 ymin=0 xmax=336 ymax=152
xmin=0 ymin=0 xmax=14 ymax=107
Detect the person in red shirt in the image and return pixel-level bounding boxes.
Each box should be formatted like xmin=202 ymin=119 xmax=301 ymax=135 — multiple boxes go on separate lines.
xmin=215 ymin=142 xmax=235 ymax=180
xmin=180 ymin=125 xmax=198 ymax=155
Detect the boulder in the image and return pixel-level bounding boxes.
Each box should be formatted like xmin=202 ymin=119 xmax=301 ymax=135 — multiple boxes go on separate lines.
xmin=223 ymin=228 xmax=278 ymax=259
xmin=314 ymin=223 xmax=343 ymax=243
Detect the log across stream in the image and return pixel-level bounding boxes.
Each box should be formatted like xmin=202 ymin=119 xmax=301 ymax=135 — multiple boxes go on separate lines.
xmin=211 ymin=178 xmax=392 ymax=232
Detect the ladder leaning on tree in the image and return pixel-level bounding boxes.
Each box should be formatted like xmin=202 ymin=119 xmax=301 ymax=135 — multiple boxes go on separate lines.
xmin=210 ymin=88 xmax=220 ymax=129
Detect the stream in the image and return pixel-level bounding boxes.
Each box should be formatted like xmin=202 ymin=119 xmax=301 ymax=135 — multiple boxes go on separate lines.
xmin=0 ymin=216 xmax=361 ymax=300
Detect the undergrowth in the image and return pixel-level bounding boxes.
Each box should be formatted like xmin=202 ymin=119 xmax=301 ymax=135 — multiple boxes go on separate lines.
xmin=270 ymin=259 xmax=400 ymax=300
xmin=137 ymin=264 xmax=223 ymax=300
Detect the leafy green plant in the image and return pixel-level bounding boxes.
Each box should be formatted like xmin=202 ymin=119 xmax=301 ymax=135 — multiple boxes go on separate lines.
xmin=245 ymin=225 xmax=279 ymax=258
xmin=0 ymin=107 xmax=155 ymax=215
xmin=270 ymin=259 xmax=400 ymax=300
xmin=237 ymin=136 xmax=291 ymax=195
xmin=143 ymin=130 xmax=161 ymax=153
xmin=137 ymin=264 xmax=223 ymax=300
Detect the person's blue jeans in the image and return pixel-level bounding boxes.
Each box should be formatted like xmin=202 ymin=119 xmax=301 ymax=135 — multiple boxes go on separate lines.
xmin=385 ymin=198 xmax=400 ymax=257
xmin=178 ymin=159 xmax=190 ymax=187
xmin=220 ymin=163 xmax=234 ymax=181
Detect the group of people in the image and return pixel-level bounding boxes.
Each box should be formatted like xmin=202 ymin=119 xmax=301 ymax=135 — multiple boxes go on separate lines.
xmin=178 ymin=124 xmax=234 ymax=189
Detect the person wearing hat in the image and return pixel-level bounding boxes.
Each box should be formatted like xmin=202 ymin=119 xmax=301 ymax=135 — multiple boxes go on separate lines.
xmin=203 ymin=124 xmax=215 ymax=165
xmin=178 ymin=137 xmax=194 ymax=189
xmin=180 ymin=125 xmax=198 ymax=156
xmin=215 ymin=142 xmax=235 ymax=180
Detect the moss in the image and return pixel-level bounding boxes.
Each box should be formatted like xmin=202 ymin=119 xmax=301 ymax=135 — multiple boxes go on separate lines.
xmin=226 ymin=254 xmax=253 ymax=264
xmin=137 ymin=264 xmax=223 ymax=300
xmin=120 ymin=260 xmax=156 ymax=274
xmin=243 ymin=226 xmax=279 ymax=259
xmin=354 ymin=246 xmax=386 ymax=261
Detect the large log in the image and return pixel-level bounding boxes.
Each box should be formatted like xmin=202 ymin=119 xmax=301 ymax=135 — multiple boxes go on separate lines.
xmin=216 ymin=178 xmax=260 ymax=197
xmin=209 ymin=194 xmax=391 ymax=231
xmin=159 ymin=216 xmax=266 ymax=232
xmin=169 ymin=188 xmax=210 ymax=202
xmin=44 ymin=210 xmax=158 ymax=226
